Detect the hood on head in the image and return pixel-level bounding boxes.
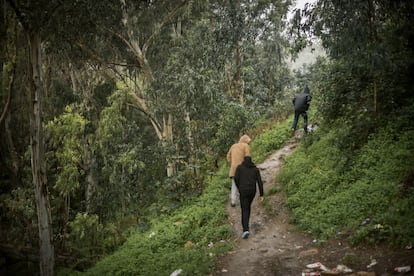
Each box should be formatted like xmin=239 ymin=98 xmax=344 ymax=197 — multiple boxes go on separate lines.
xmin=242 ymin=156 xmax=255 ymax=167
xmin=239 ymin=134 xmax=251 ymax=144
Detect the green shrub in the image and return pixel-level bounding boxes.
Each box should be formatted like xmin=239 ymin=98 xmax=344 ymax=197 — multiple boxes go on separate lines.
xmin=81 ymin=167 xmax=234 ymax=275
xmin=278 ymin=122 xmax=414 ymax=247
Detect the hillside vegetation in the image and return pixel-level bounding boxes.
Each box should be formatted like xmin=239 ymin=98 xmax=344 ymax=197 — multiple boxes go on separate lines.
xmin=68 ymin=109 xmax=414 ymax=275
xmin=1 ymin=1 xmax=413 ymax=275
xmin=278 ymin=111 xmax=414 ymax=247
xmin=59 ymin=121 xmax=293 ymax=275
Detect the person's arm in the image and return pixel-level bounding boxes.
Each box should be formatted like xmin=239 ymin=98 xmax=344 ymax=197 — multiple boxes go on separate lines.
xmin=226 ymin=147 xmax=232 ymax=163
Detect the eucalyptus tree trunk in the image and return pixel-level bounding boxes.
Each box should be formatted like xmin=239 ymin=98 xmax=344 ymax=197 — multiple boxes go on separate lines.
xmin=27 ymin=30 xmax=55 ymax=276
xmin=119 ymin=0 xmax=182 ymax=177
xmin=163 ymin=113 xmax=175 ymax=177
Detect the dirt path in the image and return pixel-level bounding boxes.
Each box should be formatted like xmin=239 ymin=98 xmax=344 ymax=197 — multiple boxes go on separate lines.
xmin=214 ymin=138 xmax=414 ymax=276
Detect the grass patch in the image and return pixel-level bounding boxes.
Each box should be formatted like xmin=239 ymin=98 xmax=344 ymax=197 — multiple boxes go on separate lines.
xmin=250 ymin=118 xmax=293 ymax=163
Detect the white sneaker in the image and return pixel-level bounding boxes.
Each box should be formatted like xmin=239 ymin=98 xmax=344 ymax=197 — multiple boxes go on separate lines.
xmin=242 ymin=231 xmax=250 ymax=239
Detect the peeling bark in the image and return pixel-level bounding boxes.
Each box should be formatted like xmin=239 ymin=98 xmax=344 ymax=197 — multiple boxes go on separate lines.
xmin=27 ymin=31 xmax=55 ymax=276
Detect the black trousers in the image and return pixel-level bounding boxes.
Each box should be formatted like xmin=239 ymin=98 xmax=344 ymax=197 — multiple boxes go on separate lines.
xmin=291 ymin=110 xmax=308 ymax=131
xmin=239 ymin=191 xmax=256 ymax=232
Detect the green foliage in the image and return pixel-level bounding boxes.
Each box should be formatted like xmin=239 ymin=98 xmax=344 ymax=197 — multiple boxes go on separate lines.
xmin=292 ymin=0 xmax=414 ymax=123
xmin=278 ymin=119 xmax=414 ymax=246
xmin=250 ymin=119 xmax=292 ymax=163
xmin=0 ymin=187 xmax=37 ymax=246
xmin=95 ymin=89 xmax=156 ymax=220
xmin=67 ymin=213 xmax=127 ymax=270
xmin=46 ymin=105 xmax=87 ymax=197
xmin=82 ymin=166 xmax=234 ymax=275
xmin=212 ymin=102 xmax=259 ymax=158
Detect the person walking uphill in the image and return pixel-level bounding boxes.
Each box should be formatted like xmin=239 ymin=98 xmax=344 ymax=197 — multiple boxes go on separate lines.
xmin=234 ymin=156 xmax=264 ymax=239
xmin=291 ymin=85 xmax=312 ymax=133
xmin=226 ymin=134 xmax=251 ymax=207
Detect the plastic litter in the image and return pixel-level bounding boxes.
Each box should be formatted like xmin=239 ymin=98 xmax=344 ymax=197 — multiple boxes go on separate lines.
xmin=306 ymin=262 xmax=328 ymax=271
xmin=336 ymin=264 xmax=352 ymax=273
xmin=366 ymin=259 xmax=377 ymax=269
xmin=394 ymin=266 xmax=411 ymax=273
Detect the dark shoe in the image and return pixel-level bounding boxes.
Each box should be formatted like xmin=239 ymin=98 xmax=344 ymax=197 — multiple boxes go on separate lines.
xmin=231 ymin=203 xmax=236 ymax=207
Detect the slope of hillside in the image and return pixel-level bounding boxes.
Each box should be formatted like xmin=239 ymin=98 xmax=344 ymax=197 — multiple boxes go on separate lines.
xmin=214 ymin=134 xmax=414 ymax=275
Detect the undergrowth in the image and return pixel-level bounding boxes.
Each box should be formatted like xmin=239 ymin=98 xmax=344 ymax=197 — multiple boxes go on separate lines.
xmin=249 ymin=118 xmax=292 ymax=163
xmin=61 ymin=112 xmax=414 ymax=275
xmin=60 ymin=165 xmax=233 ymax=276
xmin=278 ymin=119 xmax=414 ymax=247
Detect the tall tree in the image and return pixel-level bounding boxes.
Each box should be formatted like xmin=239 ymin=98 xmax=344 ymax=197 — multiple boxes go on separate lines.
xmin=5 ymin=0 xmax=55 ymax=274
xmin=291 ymin=0 xmax=414 ymax=123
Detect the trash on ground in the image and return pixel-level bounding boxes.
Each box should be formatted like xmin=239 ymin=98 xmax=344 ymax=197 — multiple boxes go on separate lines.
xmin=336 ymin=264 xmax=352 ymax=273
xmin=304 ymin=262 xmax=355 ymax=276
xmin=394 ymin=265 xmax=411 ymax=273
xmin=366 ymin=259 xmax=377 ymax=269
xmin=306 ymin=262 xmax=328 ymax=271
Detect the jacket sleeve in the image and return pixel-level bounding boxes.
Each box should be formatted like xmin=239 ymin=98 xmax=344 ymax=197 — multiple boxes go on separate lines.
xmin=256 ymin=169 xmax=264 ymax=196
xmin=226 ymin=147 xmax=232 ymax=163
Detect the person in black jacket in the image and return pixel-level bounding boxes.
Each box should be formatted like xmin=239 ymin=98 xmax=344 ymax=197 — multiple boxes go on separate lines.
xmin=291 ymin=85 xmax=312 ymax=133
xmin=234 ymin=156 xmax=264 ymax=239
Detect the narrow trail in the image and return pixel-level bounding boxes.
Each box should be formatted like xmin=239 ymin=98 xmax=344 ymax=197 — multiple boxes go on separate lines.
xmin=214 ymin=137 xmax=414 ymax=276
xmin=214 ymin=139 xmax=308 ymax=275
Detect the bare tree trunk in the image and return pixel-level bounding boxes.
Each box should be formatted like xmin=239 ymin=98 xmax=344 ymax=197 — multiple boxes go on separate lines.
xmin=184 ymin=111 xmax=194 ymax=154
xmin=27 ymin=31 xmax=55 ymax=276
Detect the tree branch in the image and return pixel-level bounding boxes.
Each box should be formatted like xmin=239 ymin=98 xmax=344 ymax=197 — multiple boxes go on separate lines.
xmin=142 ymin=0 xmax=188 ymax=55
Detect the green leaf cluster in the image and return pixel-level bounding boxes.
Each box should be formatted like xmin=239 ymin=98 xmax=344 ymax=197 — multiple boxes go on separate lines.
xmin=46 ymin=105 xmax=87 ymax=197
xmin=67 ymin=213 xmax=127 ymax=270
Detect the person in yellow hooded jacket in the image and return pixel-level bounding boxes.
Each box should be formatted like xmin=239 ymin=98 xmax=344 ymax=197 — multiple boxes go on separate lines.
xmin=226 ymin=134 xmax=251 ymax=207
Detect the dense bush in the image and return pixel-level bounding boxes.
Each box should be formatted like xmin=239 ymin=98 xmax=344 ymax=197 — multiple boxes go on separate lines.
xmin=278 ymin=118 xmax=414 ymax=247
xmin=70 ymin=166 xmax=234 ymax=276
